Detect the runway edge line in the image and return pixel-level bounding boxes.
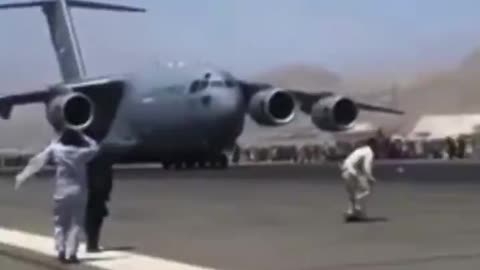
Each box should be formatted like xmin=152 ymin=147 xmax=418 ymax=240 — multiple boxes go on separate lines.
xmin=0 ymin=227 xmax=220 ymax=270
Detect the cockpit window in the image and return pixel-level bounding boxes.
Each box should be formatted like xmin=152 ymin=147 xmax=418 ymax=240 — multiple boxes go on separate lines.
xmin=208 ymin=81 xmax=224 ymax=88
xmin=189 ymin=74 xmax=237 ymax=93
xmin=225 ymin=79 xmax=236 ymax=88
xmin=208 ymin=80 xmax=236 ymax=88
xmin=158 ymin=84 xmax=186 ymax=95
xmin=189 ymin=79 xmax=208 ymax=93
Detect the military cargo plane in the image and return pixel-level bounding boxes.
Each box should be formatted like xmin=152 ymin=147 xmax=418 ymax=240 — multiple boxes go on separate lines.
xmin=0 ymin=0 xmax=403 ymax=169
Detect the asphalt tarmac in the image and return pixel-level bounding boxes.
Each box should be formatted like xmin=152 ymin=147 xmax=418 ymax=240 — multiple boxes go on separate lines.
xmin=1 ymin=162 xmax=480 ymax=270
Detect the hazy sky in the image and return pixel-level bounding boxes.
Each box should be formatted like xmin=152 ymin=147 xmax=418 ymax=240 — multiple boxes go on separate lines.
xmin=0 ymin=0 xmax=479 ymax=88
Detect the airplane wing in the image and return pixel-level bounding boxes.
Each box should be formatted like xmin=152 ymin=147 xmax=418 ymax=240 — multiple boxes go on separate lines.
xmin=240 ymin=81 xmax=404 ymax=115
xmin=0 ymin=76 xmax=125 ymax=120
xmin=288 ymin=90 xmax=404 ymax=115
xmin=240 ymin=80 xmax=404 ymax=130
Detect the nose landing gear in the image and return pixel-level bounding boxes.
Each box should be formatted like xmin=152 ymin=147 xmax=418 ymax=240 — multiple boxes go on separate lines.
xmin=207 ymin=154 xmax=228 ymax=169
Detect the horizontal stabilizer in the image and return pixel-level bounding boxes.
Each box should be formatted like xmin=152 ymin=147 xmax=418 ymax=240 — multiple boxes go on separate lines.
xmin=0 ymin=0 xmax=146 ymax=12
xmin=0 ymin=1 xmax=47 ymax=9
xmin=0 ymin=0 xmax=146 ymax=82
xmin=68 ymin=0 xmax=146 ymax=12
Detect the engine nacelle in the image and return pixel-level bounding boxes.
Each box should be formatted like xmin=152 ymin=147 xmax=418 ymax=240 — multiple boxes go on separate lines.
xmin=311 ymin=95 xmax=358 ymax=131
xmin=248 ymin=88 xmax=296 ymax=126
xmin=46 ymin=93 xmax=94 ymax=132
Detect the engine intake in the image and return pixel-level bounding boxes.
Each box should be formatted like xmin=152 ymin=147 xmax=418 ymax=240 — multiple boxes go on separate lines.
xmin=248 ymin=88 xmax=295 ymax=126
xmin=311 ymin=95 xmax=358 ymax=131
xmin=46 ymin=93 xmax=94 ymax=131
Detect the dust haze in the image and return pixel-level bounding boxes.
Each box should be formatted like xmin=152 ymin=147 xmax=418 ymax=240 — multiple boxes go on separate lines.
xmin=240 ymin=48 xmax=480 ymax=145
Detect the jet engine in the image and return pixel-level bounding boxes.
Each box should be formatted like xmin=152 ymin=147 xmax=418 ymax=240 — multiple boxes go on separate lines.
xmin=46 ymin=93 xmax=94 ymax=131
xmin=311 ymin=95 xmax=358 ymax=131
xmin=248 ymin=88 xmax=295 ymax=126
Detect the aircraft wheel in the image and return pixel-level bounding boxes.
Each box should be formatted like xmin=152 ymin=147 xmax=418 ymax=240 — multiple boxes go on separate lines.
xmin=207 ymin=159 xmax=215 ymax=169
xmin=185 ymin=160 xmax=195 ymax=169
xmin=174 ymin=161 xmax=184 ymax=170
xmin=163 ymin=162 xmax=172 ymax=170
xmin=197 ymin=160 xmax=206 ymax=169
xmin=210 ymin=154 xmax=228 ymax=169
xmin=218 ymin=154 xmax=228 ymax=169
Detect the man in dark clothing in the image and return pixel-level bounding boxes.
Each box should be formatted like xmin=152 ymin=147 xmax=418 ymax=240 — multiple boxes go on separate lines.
xmin=85 ymin=156 xmax=113 ymax=253
xmin=445 ymin=137 xmax=457 ymax=159
xmin=457 ymin=137 xmax=466 ymax=159
xmin=231 ymin=144 xmax=241 ymax=164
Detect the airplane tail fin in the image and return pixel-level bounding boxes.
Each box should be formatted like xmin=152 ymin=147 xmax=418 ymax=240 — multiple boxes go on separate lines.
xmin=0 ymin=0 xmax=145 ymax=82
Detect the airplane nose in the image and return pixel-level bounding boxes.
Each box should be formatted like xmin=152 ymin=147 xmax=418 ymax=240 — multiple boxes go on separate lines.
xmin=200 ymin=86 xmax=245 ymax=141
xmin=207 ymin=87 xmax=243 ymax=119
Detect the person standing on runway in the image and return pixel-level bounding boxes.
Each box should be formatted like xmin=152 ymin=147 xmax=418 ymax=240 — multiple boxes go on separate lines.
xmin=15 ymin=129 xmax=99 ymax=263
xmin=445 ymin=137 xmax=457 ymax=159
xmin=340 ymin=138 xmax=377 ymax=222
xmin=85 ymin=155 xmax=113 ymax=252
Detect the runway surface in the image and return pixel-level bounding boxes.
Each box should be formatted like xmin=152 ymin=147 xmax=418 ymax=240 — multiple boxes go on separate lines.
xmin=1 ymin=163 xmax=480 ymax=269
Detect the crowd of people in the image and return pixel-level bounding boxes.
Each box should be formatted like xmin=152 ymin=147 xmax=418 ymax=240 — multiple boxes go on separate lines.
xmin=235 ymin=130 xmax=475 ymax=164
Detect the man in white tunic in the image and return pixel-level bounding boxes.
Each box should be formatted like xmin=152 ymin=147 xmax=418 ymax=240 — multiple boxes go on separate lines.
xmin=340 ymin=139 xmax=377 ymax=221
xmin=15 ymin=129 xmax=99 ymax=263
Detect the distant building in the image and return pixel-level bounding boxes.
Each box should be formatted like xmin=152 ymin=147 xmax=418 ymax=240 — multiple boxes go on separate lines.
xmin=333 ymin=122 xmax=378 ymax=143
xmin=407 ymin=114 xmax=480 ymax=141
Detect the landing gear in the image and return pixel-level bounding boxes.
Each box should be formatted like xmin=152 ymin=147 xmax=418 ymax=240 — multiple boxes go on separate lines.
xmin=212 ymin=154 xmax=228 ymax=169
xmin=174 ymin=162 xmax=184 ymax=170
xmin=197 ymin=160 xmax=206 ymax=169
xmin=203 ymin=153 xmax=229 ymax=170
xmin=162 ymin=154 xmax=229 ymax=170
xmin=185 ymin=160 xmax=195 ymax=169
xmin=163 ymin=162 xmax=172 ymax=170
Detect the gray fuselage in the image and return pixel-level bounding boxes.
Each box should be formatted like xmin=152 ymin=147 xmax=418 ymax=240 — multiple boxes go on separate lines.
xmin=111 ymin=63 xmax=246 ymax=163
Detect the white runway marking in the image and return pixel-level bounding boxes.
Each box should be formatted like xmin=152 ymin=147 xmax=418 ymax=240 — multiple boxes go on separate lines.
xmin=0 ymin=227 xmax=219 ymax=270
